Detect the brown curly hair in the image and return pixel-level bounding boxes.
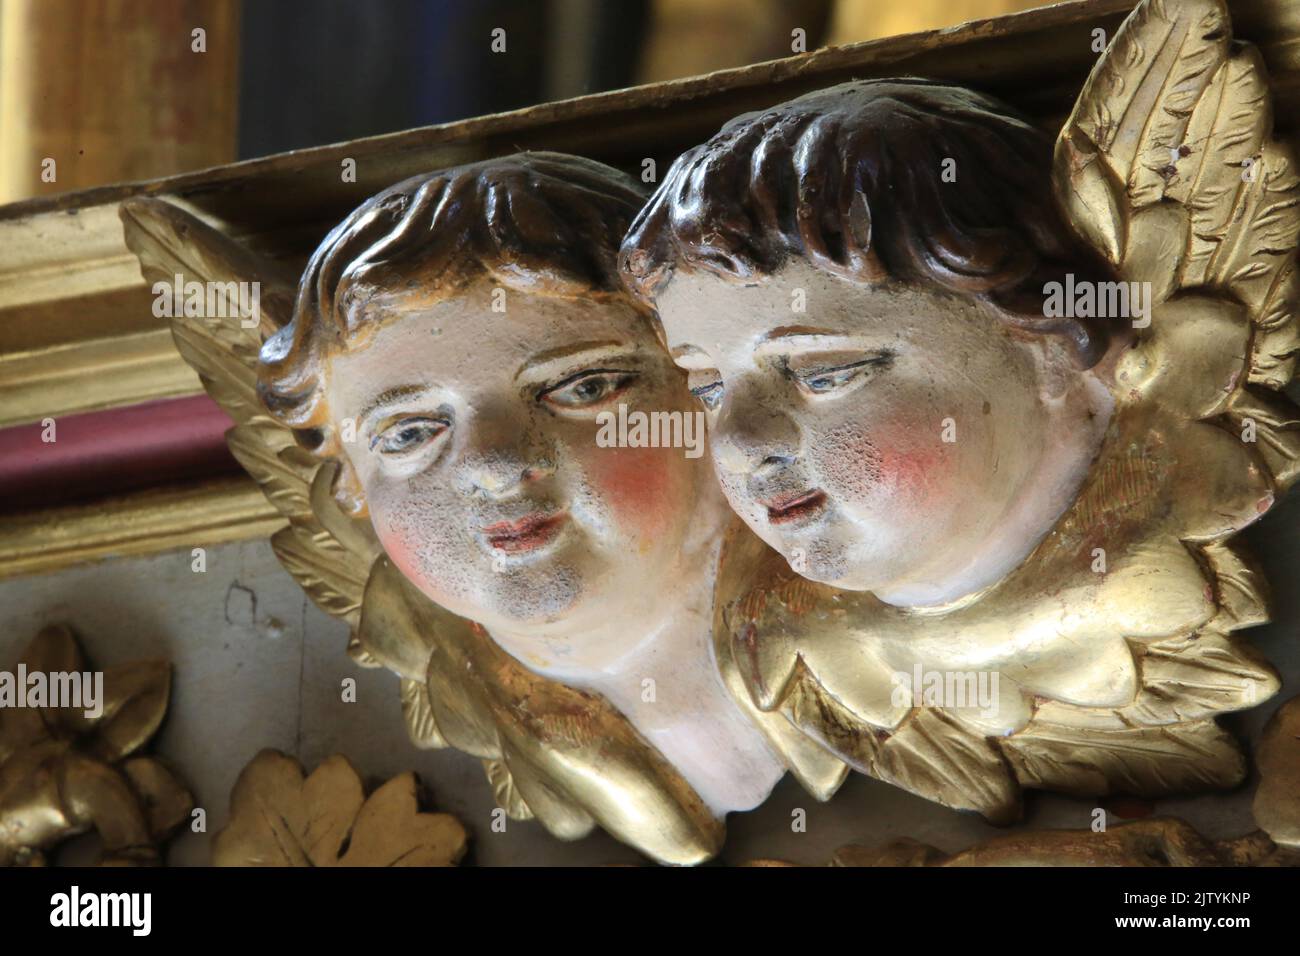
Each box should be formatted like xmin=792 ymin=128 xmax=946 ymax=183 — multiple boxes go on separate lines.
xmin=618 ymin=78 xmax=1119 ymax=367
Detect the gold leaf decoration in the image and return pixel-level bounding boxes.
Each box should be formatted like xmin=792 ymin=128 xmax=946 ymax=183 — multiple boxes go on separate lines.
xmin=0 ymin=625 xmax=191 ymax=867
xmin=212 ymin=750 xmax=467 ymax=867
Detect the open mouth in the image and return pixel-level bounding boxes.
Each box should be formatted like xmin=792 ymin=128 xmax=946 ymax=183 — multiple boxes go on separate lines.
xmin=763 ymin=488 xmax=828 ymax=526
xmin=481 ymin=512 xmax=568 ymax=554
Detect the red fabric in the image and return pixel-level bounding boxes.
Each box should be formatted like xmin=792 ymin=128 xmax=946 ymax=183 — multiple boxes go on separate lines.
xmin=0 ymin=394 xmax=241 ymax=511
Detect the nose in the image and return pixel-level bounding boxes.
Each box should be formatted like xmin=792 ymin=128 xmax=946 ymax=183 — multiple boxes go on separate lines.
xmin=711 ymin=376 xmax=802 ymax=476
xmin=456 ymin=405 xmax=554 ymax=498
xmin=470 ymin=458 xmax=549 ymax=497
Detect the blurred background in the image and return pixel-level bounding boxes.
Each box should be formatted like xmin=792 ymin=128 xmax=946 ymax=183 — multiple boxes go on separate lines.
xmin=0 ymin=0 xmax=1051 ymax=202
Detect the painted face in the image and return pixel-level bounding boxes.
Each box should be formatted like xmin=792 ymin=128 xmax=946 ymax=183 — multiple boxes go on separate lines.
xmin=654 ymin=258 xmax=1111 ymax=604
xmin=328 ymin=279 xmax=706 ymax=668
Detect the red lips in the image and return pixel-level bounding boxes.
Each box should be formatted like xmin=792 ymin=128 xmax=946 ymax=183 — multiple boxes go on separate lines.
xmin=482 ymin=512 xmax=568 ymax=553
xmin=763 ymin=489 xmax=827 ymax=525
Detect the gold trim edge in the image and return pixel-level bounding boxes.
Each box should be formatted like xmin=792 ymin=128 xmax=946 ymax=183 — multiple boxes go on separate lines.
xmin=0 ymin=476 xmax=283 ymax=579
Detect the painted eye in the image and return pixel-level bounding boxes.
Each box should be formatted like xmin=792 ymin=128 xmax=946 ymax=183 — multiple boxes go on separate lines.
xmin=540 ymin=369 xmax=636 ymax=409
xmin=803 ymin=366 xmax=863 ymax=393
xmin=371 ymin=416 xmax=448 ymax=456
xmin=789 ymin=353 xmax=894 ymax=398
xmin=687 ymin=370 xmax=724 ymax=410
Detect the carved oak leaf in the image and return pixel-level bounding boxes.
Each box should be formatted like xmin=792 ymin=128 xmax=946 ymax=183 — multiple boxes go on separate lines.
xmin=212 ymin=750 xmax=467 ymax=866
xmin=0 ymin=625 xmax=190 ymax=866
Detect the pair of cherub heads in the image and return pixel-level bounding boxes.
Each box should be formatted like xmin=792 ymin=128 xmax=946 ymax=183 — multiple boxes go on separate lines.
xmin=258 ymin=79 xmax=1125 ymax=817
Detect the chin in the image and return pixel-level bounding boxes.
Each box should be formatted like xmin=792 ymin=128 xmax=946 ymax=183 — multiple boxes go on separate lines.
xmin=796 ymin=563 xmax=839 ymax=586
xmin=769 ymin=535 xmax=847 ymax=588
xmin=805 ymin=563 xmax=860 ymax=589
xmin=485 ymin=574 xmax=585 ymax=627
xmin=412 ymin=562 xmax=583 ymax=632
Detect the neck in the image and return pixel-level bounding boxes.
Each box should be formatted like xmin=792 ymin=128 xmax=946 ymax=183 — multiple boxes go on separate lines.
xmin=497 ymin=487 xmax=785 ymax=817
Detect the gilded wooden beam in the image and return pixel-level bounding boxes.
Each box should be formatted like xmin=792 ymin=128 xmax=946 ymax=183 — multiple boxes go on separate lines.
xmin=0 ymin=476 xmax=281 ymax=579
xmin=0 ymin=328 xmax=200 ymax=429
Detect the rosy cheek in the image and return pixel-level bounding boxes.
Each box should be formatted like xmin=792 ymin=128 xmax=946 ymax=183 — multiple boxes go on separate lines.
xmin=585 ymin=447 xmax=681 ymax=540
xmin=370 ymin=497 xmax=451 ymax=602
xmin=819 ymin=417 xmax=951 ymax=511
xmin=380 ymin=525 xmax=419 ymax=579
xmin=875 ymin=439 xmax=950 ymax=506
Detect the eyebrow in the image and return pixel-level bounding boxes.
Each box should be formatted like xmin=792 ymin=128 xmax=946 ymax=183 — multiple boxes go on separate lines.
xmin=514 ymin=341 xmax=637 ymax=381
xmin=753 ymin=330 xmax=870 ymax=357
xmin=358 ymin=384 xmax=435 ymax=426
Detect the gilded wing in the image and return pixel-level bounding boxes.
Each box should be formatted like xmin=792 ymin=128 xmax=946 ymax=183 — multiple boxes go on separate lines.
xmin=119 ymin=198 xmax=723 ymax=864
xmin=1010 ymin=0 xmax=1300 ymax=787
xmin=119 ymin=198 xmax=382 ymax=657
xmin=1056 ymin=0 xmax=1300 ymax=409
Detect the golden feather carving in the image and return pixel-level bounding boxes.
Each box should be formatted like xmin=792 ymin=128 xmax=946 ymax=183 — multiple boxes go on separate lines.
xmin=482 ymin=758 xmax=535 ymax=821
xmin=1060 ymin=0 xmax=1300 ymax=386
xmin=399 ymin=678 xmax=448 ymax=750
xmin=1001 ymin=718 xmax=1245 ymax=798
xmin=120 ymin=198 xmax=378 ymax=641
xmin=1123 ymin=630 xmax=1278 ymax=725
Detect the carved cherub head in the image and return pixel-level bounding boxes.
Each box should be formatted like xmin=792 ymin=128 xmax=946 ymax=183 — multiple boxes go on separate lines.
xmin=122 ymin=153 xmax=807 ymax=864
xmin=621 ymin=79 xmax=1125 ymax=604
xmin=256 ymin=154 xmax=712 ymax=666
